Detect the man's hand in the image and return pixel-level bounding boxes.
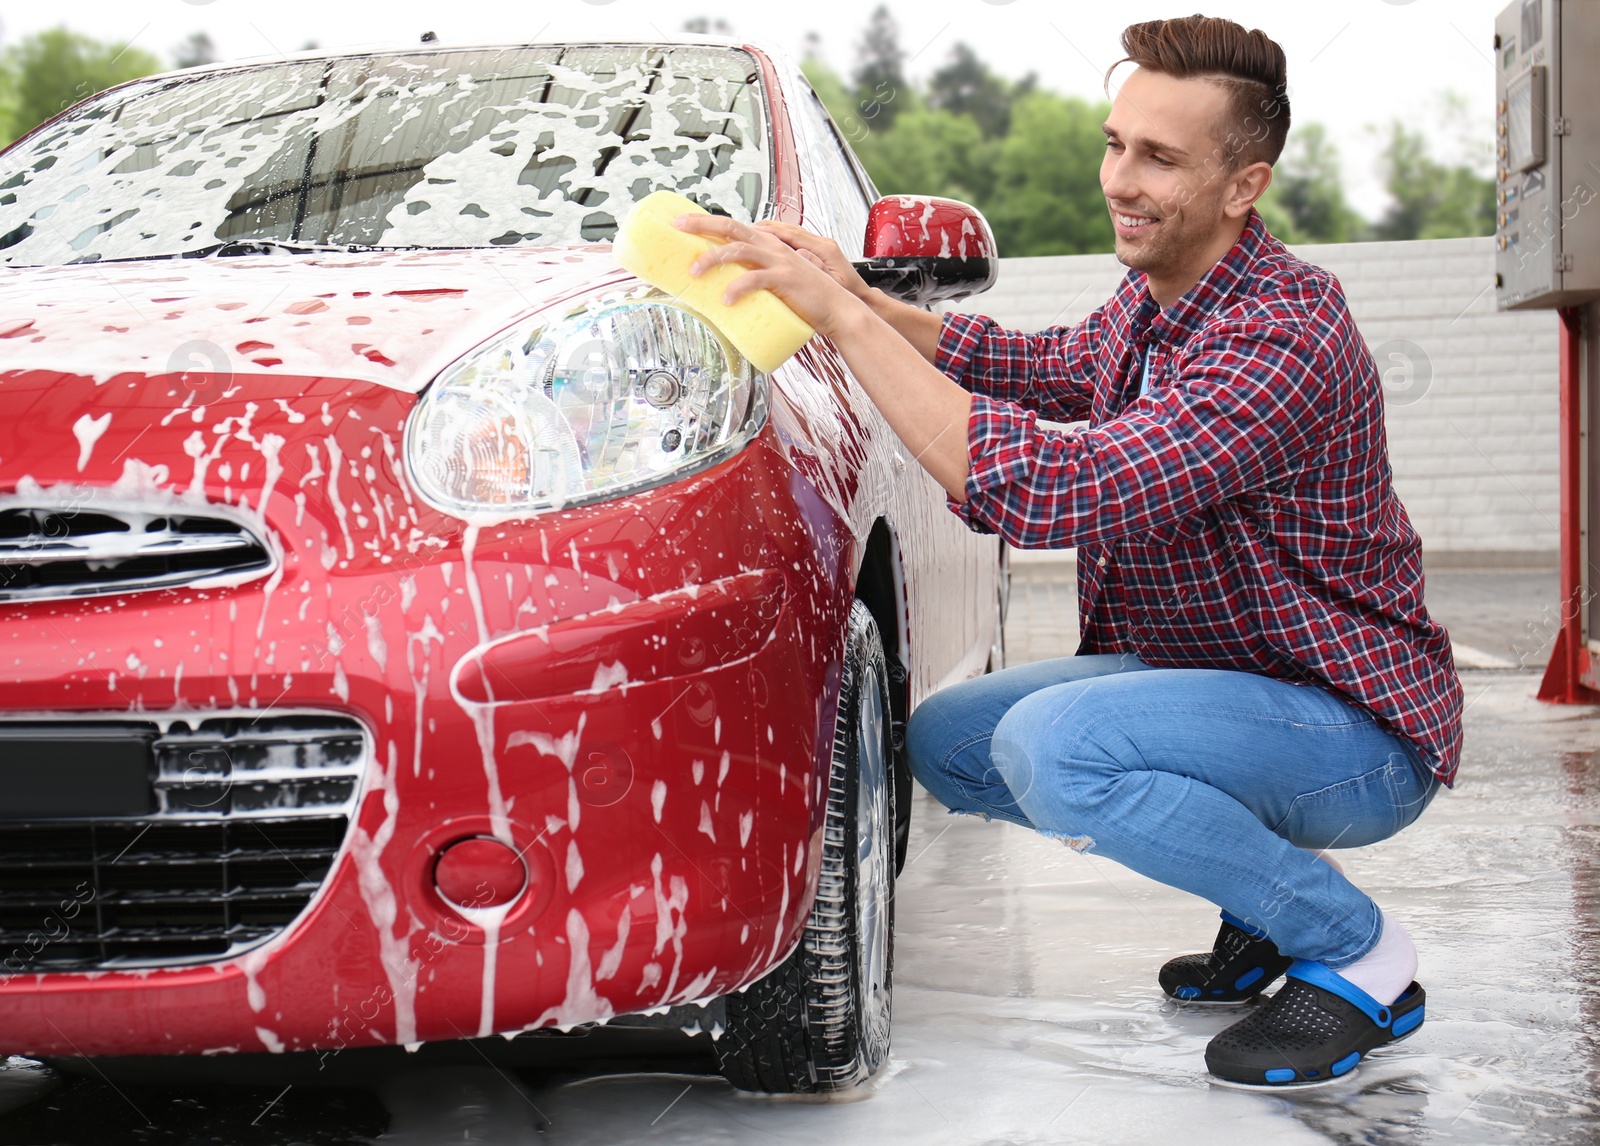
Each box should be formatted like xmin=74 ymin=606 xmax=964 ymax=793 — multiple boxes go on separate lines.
xmin=672 ymin=212 xmax=975 ymax=501
xmin=676 ymin=215 xmax=946 ymax=366
xmin=756 ymin=219 xmax=946 ymax=366
xmin=751 ymin=220 xmax=874 ymax=302
xmin=672 ymin=213 xmax=869 ymax=341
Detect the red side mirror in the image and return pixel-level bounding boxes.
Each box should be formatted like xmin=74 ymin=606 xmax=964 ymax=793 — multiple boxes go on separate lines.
xmin=854 ymin=195 xmax=998 ymax=305
xmin=864 ymin=195 xmax=997 ymax=260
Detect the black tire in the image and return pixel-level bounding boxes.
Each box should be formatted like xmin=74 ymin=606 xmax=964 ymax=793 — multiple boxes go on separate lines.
xmin=715 ymin=599 xmax=896 ymax=1093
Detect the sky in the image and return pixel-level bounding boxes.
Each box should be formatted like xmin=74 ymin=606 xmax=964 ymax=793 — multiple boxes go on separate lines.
xmin=0 ymin=0 xmax=1510 ymax=220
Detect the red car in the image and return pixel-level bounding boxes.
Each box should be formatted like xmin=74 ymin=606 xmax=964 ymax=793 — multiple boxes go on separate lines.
xmin=0 ymin=37 xmax=1004 ymax=1092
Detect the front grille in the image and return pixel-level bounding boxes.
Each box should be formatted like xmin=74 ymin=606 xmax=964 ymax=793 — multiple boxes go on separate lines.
xmin=152 ymin=717 xmax=364 ymax=817
xmin=0 ymin=714 xmax=366 ymax=972
xmin=0 ymin=504 xmax=273 ymax=601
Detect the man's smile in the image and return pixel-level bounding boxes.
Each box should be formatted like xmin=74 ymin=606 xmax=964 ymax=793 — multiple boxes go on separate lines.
xmin=1113 ymin=210 xmax=1160 ymax=236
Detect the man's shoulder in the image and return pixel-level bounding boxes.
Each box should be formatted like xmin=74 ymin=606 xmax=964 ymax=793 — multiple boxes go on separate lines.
xmin=1199 ymin=240 xmax=1353 ymax=349
xmin=1241 ymin=236 xmax=1348 ymax=323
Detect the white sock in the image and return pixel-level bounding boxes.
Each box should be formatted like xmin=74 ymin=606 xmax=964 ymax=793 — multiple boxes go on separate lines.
xmin=1335 ymin=911 xmax=1417 ymax=1006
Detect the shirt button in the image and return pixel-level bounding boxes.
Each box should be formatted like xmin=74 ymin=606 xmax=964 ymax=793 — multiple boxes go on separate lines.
xmin=1097 ymin=556 xmax=1108 ymax=568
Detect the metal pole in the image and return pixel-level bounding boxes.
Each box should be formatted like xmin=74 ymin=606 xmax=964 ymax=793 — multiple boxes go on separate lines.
xmin=1536 ymin=306 xmax=1599 ymax=702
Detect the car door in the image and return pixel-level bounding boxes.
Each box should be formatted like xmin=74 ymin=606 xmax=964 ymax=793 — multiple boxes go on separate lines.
xmin=776 ymin=66 xmax=996 ymax=706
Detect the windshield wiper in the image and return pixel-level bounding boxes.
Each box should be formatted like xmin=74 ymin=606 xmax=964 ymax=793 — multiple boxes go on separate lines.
xmin=67 ymin=240 xmax=452 ymax=265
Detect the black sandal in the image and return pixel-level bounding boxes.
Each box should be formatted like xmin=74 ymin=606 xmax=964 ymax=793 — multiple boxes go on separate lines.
xmin=1204 ymin=959 xmax=1426 ymax=1086
xmin=1159 ymin=913 xmax=1292 ymax=1004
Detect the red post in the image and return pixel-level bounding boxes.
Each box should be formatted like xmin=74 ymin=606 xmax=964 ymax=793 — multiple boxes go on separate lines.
xmin=1537 ymin=306 xmax=1600 ymax=703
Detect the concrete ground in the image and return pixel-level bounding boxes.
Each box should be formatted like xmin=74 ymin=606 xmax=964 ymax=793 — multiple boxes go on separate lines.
xmin=2 ymin=562 xmax=1595 ymax=1143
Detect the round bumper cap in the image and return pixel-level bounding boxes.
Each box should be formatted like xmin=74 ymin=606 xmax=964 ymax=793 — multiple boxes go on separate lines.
xmin=433 ymin=837 xmax=528 ymax=909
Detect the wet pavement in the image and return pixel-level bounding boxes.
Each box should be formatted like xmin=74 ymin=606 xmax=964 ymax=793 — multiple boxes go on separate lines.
xmin=3 ymin=564 xmax=1597 ymax=1144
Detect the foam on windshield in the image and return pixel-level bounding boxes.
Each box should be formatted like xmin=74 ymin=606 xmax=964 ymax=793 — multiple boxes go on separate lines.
xmin=382 ymin=51 xmax=769 ymax=247
xmin=0 ymin=45 xmax=771 ymax=266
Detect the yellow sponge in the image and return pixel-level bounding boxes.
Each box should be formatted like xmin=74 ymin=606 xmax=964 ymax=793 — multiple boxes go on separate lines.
xmin=613 ymin=190 xmax=814 ymax=374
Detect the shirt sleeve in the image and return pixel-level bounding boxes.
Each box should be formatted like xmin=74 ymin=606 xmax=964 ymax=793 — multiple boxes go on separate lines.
xmin=934 ymin=310 xmax=1100 ymax=425
xmin=948 ymin=319 xmax=1327 ymax=548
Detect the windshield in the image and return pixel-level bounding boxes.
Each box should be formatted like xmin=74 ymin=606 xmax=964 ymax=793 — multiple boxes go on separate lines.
xmin=0 ymin=44 xmax=771 ymax=266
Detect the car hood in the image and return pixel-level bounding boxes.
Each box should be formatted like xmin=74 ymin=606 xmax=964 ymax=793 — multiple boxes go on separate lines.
xmin=0 ymin=246 xmax=633 ymax=393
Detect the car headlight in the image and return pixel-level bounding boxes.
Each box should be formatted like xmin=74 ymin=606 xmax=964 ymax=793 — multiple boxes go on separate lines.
xmin=404 ymin=293 xmax=767 ymax=516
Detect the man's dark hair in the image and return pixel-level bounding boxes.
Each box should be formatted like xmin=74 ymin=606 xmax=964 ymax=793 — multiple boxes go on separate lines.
xmin=1104 ymin=14 xmax=1291 ymax=173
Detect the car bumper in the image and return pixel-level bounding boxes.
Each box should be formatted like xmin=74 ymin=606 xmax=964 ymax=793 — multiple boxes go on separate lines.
xmin=0 ymin=407 xmax=850 ymax=1057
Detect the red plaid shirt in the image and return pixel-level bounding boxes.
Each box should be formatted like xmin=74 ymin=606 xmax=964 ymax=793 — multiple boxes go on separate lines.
xmin=936 ymin=208 xmax=1464 ymax=786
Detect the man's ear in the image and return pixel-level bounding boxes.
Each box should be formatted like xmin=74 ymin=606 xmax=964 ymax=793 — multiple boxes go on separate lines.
xmin=1225 ymin=162 xmax=1273 ymax=220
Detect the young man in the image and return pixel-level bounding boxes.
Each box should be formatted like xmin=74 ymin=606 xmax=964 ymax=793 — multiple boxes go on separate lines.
xmin=674 ymin=14 xmax=1463 ymax=1088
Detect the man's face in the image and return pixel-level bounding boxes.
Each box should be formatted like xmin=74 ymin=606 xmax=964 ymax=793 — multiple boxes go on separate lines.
xmin=1099 ymin=67 xmax=1239 ymax=278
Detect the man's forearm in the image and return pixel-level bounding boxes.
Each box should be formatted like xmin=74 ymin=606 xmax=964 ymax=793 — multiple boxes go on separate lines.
xmin=862 ymin=288 xmax=946 ymax=367
xmin=830 ymin=300 xmax=974 ymax=501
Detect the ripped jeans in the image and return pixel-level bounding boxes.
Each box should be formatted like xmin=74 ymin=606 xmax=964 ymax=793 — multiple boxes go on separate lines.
xmin=905 ymin=653 xmax=1441 ymax=969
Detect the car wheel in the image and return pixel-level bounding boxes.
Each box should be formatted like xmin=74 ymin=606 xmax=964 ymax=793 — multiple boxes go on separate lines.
xmin=715 ymin=599 xmax=895 ymax=1093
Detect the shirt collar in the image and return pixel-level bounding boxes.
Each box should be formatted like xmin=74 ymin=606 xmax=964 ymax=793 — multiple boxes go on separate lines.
xmin=1127 ymin=207 xmax=1271 ymax=350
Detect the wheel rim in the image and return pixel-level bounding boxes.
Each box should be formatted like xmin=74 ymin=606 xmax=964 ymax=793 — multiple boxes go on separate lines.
xmin=854 ymin=666 xmax=892 ymax=1039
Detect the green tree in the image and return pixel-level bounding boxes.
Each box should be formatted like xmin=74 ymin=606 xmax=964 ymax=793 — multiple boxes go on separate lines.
xmin=1257 ymin=123 xmax=1364 ymax=244
xmin=803 ymin=53 xmax=870 ymax=142
xmin=987 ymin=91 xmax=1115 ymax=256
xmin=926 ymin=42 xmax=1036 ymax=140
xmin=851 ymin=6 xmax=907 ymax=132
xmin=803 ymin=33 xmax=1425 ymax=257
xmin=682 ymin=16 xmax=734 ymax=35
xmin=853 ymin=102 xmax=997 ymax=205
xmin=1251 ymin=191 xmax=1310 ymax=245
xmin=802 ymin=52 xmax=847 ymax=108
xmin=0 ymin=59 xmax=16 ymax=150
xmin=0 ymin=27 xmax=164 ymax=148
xmin=805 ymin=56 xmax=996 ymax=205
xmin=172 ymin=31 xmax=218 ymax=70
xmin=806 ymin=57 xmax=1111 ymax=255
xmin=1371 ymin=118 xmax=1495 ymax=240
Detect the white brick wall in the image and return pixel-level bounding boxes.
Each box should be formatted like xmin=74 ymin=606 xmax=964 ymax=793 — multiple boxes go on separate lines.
xmin=942 ymin=236 xmax=1559 ymax=562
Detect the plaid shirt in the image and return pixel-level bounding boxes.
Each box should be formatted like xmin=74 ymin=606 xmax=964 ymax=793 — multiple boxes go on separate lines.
xmin=935 ymin=208 xmax=1464 ymax=786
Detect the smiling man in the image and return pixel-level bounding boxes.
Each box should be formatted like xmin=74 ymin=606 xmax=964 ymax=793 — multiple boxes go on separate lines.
xmin=673 ymin=14 xmax=1463 ymax=1088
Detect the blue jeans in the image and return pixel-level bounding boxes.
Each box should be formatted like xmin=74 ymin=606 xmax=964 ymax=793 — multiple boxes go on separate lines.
xmin=905 ymin=653 xmax=1441 ymax=968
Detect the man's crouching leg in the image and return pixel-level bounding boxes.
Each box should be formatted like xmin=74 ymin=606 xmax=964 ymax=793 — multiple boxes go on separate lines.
xmin=904 ymin=652 xmax=1157 ymax=830
xmin=984 ymin=666 xmax=1441 ymax=1087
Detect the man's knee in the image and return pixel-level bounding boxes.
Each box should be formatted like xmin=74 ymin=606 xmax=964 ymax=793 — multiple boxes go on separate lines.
xmin=905 ymin=687 xmax=979 ymax=805
xmin=908 ymin=680 xmax=1043 ymax=822
xmin=906 ymin=675 xmax=991 ymax=770
xmin=903 ymin=692 xmax=948 ymax=784
xmin=989 ymin=681 xmax=1136 ymax=809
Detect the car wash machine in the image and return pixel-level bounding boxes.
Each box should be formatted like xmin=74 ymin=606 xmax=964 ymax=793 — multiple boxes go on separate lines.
xmin=1494 ymin=0 xmax=1600 ymax=701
